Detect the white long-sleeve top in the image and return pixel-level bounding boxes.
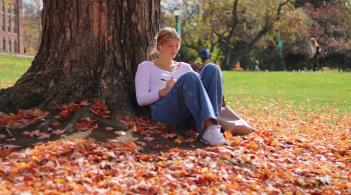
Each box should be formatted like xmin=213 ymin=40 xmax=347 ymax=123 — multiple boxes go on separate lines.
xmin=135 ymin=61 xmax=194 ymax=106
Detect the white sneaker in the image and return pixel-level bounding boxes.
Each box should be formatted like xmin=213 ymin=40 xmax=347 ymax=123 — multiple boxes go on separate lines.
xmin=201 ymin=125 xmax=227 ymax=145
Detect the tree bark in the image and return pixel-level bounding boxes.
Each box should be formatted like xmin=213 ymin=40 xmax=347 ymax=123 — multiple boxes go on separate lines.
xmin=220 ymin=0 xmax=239 ymax=70
xmin=0 ymin=0 xmax=160 ymax=114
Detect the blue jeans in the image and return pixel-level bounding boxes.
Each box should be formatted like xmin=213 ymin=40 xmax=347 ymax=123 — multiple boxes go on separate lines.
xmin=150 ymin=64 xmax=223 ymax=135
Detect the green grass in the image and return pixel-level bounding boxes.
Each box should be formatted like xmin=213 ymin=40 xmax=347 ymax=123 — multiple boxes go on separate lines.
xmin=0 ymin=54 xmax=33 ymax=84
xmin=0 ymin=54 xmax=350 ymax=113
xmin=223 ymin=71 xmax=351 ymax=113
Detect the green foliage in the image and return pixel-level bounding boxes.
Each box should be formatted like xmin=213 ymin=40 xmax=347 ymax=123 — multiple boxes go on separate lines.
xmin=160 ymin=0 xmax=351 ymax=70
xmin=178 ymin=46 xmax=199 ymax=64
xmin=273 ymin=8 xmax=308 ymax=42
xmin=161 ymin=0 xmax=305 ymax=66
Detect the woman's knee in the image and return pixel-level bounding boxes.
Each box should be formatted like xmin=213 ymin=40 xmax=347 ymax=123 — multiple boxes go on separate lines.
xmin=202 ymin=63 xmax=221 ymax=75
xmin=179 ymin=71 xmax=201 ymax=83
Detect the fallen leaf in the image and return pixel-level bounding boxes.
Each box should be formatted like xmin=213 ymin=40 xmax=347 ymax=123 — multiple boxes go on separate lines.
xmin=80 ymin=99 xmax=90 ymax=106
xmin=144 ymin=136 xmax=155 ymax=142
xmin=226 ymin=182 xmax=239 ymax=190
xmin=90 ymin=99 xmax=110 ymax=118
xmin=115 ymin=131 xmax=126 ymax=136
xmin=74 ymin=117 xmax=98 ymax=131
xmin=52 ymin=129 xmax=65 ymax=136
xmin=38 ymin=133 xmax=51 ymax=139
xmin=51 ymin=121 xmax=61 ymax=127
xmin=163 ymin=133 xmax=177 ymax=139
xmin=105 ymin=127 xmax=114 ymax=131
xmin=175 ymin=136 xmax=183 ymax=144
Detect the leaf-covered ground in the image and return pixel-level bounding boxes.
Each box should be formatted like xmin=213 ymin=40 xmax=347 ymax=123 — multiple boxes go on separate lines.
xmin=0 ymin=99 xmax=350 ymax=194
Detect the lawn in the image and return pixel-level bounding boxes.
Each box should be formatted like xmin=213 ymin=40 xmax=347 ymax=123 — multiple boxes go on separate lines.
xmin=223 ymin=71 xmax=351 ymax=113
xmin=0 ymin=54 xmax=33 ymax=88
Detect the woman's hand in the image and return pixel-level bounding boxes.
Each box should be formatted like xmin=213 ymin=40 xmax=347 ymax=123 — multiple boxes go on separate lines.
xmin=159 ymin=77 xmax=176 ymax=97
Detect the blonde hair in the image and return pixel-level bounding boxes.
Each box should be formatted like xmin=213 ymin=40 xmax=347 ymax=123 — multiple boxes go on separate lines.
xmin=151 ymin=27 xmax=180 ymax=55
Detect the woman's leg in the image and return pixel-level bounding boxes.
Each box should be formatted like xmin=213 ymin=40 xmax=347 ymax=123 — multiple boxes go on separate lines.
xmin=199 ymin=63 xmax=223 ymax=116
xmin=151 ymin=72 xmax=217 ymax=135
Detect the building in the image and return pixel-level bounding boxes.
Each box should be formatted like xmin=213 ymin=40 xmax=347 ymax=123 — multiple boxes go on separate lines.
xmin=0 ymin=0 xmax=23 ymax=53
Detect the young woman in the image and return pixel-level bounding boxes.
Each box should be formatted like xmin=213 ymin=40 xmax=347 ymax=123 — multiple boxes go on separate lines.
xmin=135 ymin=27 xmax=226 ymax=145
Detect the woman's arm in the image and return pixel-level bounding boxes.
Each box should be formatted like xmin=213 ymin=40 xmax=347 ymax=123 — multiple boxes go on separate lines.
xmin=135 ymin=63 xmax=160 ymax=106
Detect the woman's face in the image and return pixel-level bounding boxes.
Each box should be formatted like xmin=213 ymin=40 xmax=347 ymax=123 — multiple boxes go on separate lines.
xmin=159 ymin=38 xmax=180 ymax=59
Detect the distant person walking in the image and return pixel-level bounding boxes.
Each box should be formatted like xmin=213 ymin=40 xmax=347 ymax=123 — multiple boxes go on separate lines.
xmin=254 ymin=60 xmax=261 ymax=71
xmin=309 ymin=38 xmax=322 ymax=71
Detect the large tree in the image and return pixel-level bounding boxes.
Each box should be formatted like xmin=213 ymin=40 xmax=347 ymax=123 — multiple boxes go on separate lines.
xmin=0 ymin=0 xmax=160 ymax=114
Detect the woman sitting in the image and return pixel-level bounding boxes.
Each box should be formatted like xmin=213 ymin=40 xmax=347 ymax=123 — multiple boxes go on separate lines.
xmin=135 ymin=27 xmax=226 ymax=145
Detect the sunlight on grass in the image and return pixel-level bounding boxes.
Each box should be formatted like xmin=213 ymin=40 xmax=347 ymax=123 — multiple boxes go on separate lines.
xmin=0 ymin=54 xmax=32 ymax=86
xmin=223 ymin=71 xmax=351 ymax=113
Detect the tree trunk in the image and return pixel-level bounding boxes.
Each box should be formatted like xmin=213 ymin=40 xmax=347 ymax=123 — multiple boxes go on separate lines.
xmin=0 ymin=0 xmax=160 ymax=114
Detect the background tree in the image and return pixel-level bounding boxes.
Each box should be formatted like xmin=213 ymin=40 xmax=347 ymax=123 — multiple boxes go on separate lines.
xmin=161 ymin=0 xmax=305 ymax=70
xmin=160 ymin=0 xmax=350 ymax=71
xmin=22 ymin=0 xmax=42 ymax=55
xmin=0 ymin=0 xmax=160 ymax=114
xmin=160 ymin=0 xmax=213 ymax=63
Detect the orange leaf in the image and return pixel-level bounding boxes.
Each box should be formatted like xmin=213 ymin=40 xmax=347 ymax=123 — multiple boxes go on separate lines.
xmin=226 ymin=182 xmax=239 ymax=190
xmin=175 ymin=136 xmax=182 ymax=144
xmin=224 ymin=130 xmax=233 ymax=139
xmin=229 ymin=137 xmax=242 ymax=147
xmin=121 ymin=141 xmax=137 ymax=153
xmin=245 ymin=140 xmax=259 ymax=150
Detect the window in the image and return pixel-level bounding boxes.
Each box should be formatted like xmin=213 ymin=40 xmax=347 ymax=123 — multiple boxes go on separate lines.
xmin=2 ymin=14 xmax=4 ymax=31
xmin=13 ymin=16 xmax=16 ymax=33
xmin=1 ymin=1 xmax=4 ymax=13
xmin=7 ymin=2 xmax=10 ymax=14
xmin=7 ymin=16 xmax=10 ymax=32
xmin=14 ymin=40 xmax=17 ymax=52
xmin=8 ymin=39 xmax=11 ymax=52
xmin=12 ymin=3 xmax=14 ymax=15
xmin=3 ymin=38 xmax=6 ymax=51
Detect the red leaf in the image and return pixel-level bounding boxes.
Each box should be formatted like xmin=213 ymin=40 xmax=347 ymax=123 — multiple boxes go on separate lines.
xmin=51 ymin=121 xmax=61 ymax=127
xmin=90 ymin=99 xmax=110 ymax=118
xmin=74 ymin=117 xmax=98 ymax=131
xmin=57 ymin=102 xmax=81 ymax=118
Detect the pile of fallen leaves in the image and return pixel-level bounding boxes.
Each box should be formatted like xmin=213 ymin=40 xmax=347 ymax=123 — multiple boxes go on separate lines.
xmin=0 ymin=100 xmax=350 ymax=193
xmin=0 ymin=109 xmax=49 ymax=128
xmin=0 ymin=99 xmax=111 ymax=141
